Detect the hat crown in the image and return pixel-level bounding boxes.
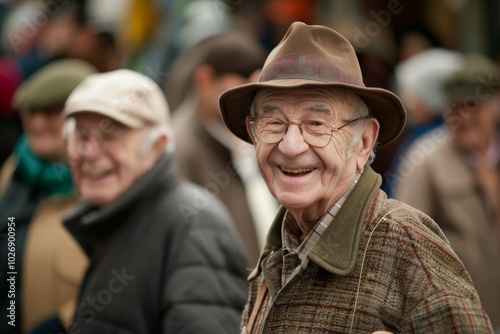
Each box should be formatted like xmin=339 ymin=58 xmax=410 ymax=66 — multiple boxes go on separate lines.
xmin=64 ymin=69 xmax=170 ymax=127
xmin=219 ymin=21 xmax=407 ymax=148
xmin=260 ymin=22 xmax=364 ymax=86
xmin=74 ymin=70 xmax=160 ymax=112
xmin=13 ymin=59 xmax=97 ymax=110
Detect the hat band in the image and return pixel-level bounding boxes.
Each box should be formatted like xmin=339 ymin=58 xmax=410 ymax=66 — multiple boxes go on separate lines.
xmin=260 ymin=54 xmax=363 ymax=86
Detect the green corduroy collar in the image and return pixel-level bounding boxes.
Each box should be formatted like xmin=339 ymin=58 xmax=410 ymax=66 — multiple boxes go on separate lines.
xmin=250 ymin=166 xmax=381 ymax=280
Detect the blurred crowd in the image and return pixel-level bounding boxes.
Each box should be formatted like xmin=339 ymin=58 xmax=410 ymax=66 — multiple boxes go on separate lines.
xmin=0 ymin=0 xmax=499 ymax=333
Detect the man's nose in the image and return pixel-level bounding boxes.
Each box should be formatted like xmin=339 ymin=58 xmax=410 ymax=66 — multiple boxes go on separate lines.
xmin=279 ymin=123 xmax=309 ymax=154
xmin=27 ymin=112 xmax=49 ymax=130
xmin=78 ymin=139 xmax=104 ymax=159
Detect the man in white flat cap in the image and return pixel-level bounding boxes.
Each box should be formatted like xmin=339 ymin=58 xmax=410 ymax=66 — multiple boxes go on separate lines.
xmin=61 ymin=69 xmax=248 ymax=333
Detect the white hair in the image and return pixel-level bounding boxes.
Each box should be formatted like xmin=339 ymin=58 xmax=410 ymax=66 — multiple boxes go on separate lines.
xmin=62 ymin=118 xmax=76 ymax=140
xmin=139 ymin=125 xmax=174 ymax=155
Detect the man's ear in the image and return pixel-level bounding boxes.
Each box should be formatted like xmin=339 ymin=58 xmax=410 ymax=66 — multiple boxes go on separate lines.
xmin=152 ymin=133 xmax=168 ymax=157
xmin=245 ymin=116 xmax=257 ymax=145
xmin=356 ymin=118 xmax=379 ymax=170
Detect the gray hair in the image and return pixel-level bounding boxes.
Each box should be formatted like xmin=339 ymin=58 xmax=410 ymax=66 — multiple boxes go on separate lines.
xmin=340 ymin=90 xmax=377 ymax=165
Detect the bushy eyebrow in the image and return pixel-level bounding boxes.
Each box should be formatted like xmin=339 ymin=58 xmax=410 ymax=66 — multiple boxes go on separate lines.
xmin=306 ymin=104 xmax=332 ymax=116
xmin=258 ymin=103 xmax=332 ymax=117
xmin=259 ymin=104 xmax=279 ymax=115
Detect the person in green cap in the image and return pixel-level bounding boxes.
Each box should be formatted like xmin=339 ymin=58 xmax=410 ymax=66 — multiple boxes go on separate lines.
xmin=0 ymin=58 xmax=96 ymax=334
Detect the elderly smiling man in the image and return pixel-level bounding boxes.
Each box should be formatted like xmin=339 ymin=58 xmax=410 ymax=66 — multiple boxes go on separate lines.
xmin=219 ymin=22 xmax=494 ymax=333
xmin=61 ymin=69 xmax=248 ymax=333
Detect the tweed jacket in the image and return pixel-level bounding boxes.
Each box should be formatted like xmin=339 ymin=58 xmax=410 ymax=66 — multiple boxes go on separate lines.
xmin=241 ymin=166 xmax=494 ymax=334
xmin=392 ymin=129 xmax=500 ymax=328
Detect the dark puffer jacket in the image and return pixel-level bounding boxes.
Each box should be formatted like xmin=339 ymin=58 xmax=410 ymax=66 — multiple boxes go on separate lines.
xmin=64 ymin=153 xmax=248 ymax=333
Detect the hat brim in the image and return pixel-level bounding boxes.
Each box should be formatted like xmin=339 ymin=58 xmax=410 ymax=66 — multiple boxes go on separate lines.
xmin=62 ymin=102 xmax=143 ymax=128
xmin=219 ymin=79 xmax=406 ymax=147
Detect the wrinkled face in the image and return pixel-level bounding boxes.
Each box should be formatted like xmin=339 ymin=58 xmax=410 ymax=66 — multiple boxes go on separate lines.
xmin=445 ymin=96 xmax=499 ymax=153
xmin=67 ymin=113 xmax=161 ymax=207
xmin=22 ymin=107 xmax=66 ymax=161
xmin=247 ymin=88 xmax=376 ymax=217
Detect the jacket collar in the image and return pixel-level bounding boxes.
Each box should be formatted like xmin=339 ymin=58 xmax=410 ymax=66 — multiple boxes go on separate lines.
xmin=249 ymin=166 xmax=381 ymax=280
xmin=64 ymin=152 xmax=179 ymax=257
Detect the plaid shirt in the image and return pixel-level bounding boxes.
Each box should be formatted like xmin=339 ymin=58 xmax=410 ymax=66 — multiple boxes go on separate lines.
xmin=281 ymin=172 xmax=362 ymax=286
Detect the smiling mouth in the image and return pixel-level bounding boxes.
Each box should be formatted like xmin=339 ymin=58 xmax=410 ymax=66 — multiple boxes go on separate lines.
xmin=280 ymin=166 xmax=315 ymax=176
xmin=85 ymin=169 xmax=113 ymax=179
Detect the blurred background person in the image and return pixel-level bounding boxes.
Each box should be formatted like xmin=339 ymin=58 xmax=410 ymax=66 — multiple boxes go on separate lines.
xmin=0 ymin=58 xmax=95 ymax=334
xmin=384 ymin=48 xmax=463 ymax=194
xmin=125 ymin=0 xmax=240 ymax=85
xmin=393 ymin=22 xmax=444 ymax=63
xmin=61 ymin=69 xmax=248 ymax=333
xmin=392 ymin=53 xmax=500 ymax=330
xmin=168 ymin=31 xmax=277 ymax=267
xmin=0 ymin=0 xmax=123 ymax=167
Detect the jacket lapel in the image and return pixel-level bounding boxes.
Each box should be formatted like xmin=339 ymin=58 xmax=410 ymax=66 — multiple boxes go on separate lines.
xmin=249 ymin=167 xmax=382 ymax=280
xmin=308 ymin=167 xmax=381 ymax=275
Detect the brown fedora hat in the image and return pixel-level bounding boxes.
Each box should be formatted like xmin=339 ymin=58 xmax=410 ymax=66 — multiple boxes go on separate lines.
xmin=219 ymin=21 xmax=407 ymax=147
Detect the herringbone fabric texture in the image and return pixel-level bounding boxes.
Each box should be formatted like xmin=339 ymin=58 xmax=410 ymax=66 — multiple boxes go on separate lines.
xmin=241 ymin=167 xmax=493 ymax=333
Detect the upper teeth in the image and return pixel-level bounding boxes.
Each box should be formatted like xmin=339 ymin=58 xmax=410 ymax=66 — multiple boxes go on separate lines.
xmin=281 ymin=167 xmax=314 ymax=173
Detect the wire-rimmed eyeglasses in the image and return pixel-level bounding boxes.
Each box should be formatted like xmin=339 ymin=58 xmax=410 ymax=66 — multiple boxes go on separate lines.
xmin=248 ymin=115 xmax=371 ymax=147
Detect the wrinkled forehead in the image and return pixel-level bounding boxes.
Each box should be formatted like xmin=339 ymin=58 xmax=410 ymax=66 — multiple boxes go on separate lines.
xmin=252 ymin=87 xmax=359 ymax=118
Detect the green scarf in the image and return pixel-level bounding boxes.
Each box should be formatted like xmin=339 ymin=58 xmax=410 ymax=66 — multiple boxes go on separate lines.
xmin=14 ymin=135 xmax=74 ymax=196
